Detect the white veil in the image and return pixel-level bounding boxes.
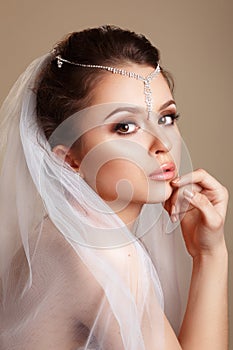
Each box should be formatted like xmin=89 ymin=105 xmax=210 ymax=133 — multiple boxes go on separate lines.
xmin=0 ymin=54 xmax=192 ymax=349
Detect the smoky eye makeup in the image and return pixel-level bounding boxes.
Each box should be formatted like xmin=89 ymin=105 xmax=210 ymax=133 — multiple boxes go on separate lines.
xmin=108 ymin=112 xmax=180 ymax=135
xmin=104 ymin=109 xmax=144 ymax=135
xmin=101 ymin=105 xmax=180 ymax=136
xmin=158 ymin=113 xmax=180 ymax=126
xmin=112 ymin=121 xmax=140 ymax=135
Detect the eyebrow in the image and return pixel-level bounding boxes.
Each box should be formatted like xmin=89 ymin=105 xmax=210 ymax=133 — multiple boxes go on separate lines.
xmin=104 ymin=100 xmax=176 ymax=121
xmin=158 ymin=99 xmax=176 ymax=112
xmin=104 ymin=106 xmax=143 ymax=120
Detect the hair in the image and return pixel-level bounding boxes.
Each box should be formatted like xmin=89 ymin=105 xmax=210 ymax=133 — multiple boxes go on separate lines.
xmin=36 ymin=25 xmax=174 ymax=142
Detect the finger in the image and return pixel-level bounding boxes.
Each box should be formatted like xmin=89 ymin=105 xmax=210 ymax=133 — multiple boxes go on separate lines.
xmin=169 ymin=183 xmax=202 ymax=215
xmin=183 ymin=189 xmax=224 ymax=230
xmin=171 ymin=168 xmax=223 ymax=191
xmin=171 ymin=169 xmax=228 ymax=218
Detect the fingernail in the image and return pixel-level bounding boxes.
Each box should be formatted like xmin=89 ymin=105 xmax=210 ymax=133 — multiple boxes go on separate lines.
xmin=172 ymin=177 xmax=180 ymax=184
xmin=183 ymin=188 xmax=194 ymax=199
xmin=171 ymin=215 xmax=178 ymax=223
xmin=171 ymin=204 xmax=176 ymax=215
xmin=170 ymin=205 xmax=178 ymax=223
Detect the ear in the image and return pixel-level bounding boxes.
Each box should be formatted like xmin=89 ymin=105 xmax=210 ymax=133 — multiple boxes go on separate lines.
xmin=53 ymin=145 xmax=80 ymax=171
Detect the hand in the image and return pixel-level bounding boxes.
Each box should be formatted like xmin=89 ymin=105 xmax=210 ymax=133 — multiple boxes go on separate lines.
xmin=164 ymin=169 xmax=228 ymax=258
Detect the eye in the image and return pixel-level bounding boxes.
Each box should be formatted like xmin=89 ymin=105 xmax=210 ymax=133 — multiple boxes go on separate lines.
xmin=158 ymin=113 xmax=180 ymax=126
xmin=114 ymin=122 xmax=139 ymax=135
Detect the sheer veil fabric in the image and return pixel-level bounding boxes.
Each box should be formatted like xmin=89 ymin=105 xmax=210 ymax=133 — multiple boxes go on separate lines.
xmin=0 ymin=54 xmax=192 ymax=349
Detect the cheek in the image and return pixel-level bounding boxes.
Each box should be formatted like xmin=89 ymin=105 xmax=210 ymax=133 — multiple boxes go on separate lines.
xmin=95 ymin=159 xmax=148 ymax=201
xmin=79 ymin=139 xmax=149 ymax=184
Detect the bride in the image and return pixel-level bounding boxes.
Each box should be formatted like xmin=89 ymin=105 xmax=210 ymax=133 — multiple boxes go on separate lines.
xmin=0 ymin=25 xmax=228 ymax=349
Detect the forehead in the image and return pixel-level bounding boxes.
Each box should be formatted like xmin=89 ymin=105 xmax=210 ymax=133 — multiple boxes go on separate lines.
xmin=91 ymin=65 xmax=173 ymax=112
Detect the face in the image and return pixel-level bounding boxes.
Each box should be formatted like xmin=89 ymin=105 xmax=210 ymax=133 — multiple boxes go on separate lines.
xmin=58 ymin=64 xmax=181 ymax=222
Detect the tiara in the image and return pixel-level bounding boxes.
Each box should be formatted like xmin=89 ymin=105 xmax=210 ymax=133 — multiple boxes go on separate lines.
xmin=55 ymin=55 xmax=161 ymax=116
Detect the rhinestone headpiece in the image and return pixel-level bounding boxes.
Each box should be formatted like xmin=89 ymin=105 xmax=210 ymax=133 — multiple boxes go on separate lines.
xmin=56 ymin=55 xmax=161 ymax=118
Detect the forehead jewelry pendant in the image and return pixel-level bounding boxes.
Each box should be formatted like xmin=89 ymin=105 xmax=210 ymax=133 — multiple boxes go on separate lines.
xmin=141 ymin=69 xmax=161 ymax=119
xmin=55 ymin=55 xmax=160 ymax=118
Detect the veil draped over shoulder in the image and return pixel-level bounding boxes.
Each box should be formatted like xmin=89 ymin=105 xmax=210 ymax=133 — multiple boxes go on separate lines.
xmin=0 ymin=54 xmax=192 ymax=349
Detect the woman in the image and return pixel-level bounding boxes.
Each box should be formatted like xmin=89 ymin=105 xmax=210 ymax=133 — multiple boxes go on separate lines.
xmin=0 ymin=25 xmax=228 ymax=349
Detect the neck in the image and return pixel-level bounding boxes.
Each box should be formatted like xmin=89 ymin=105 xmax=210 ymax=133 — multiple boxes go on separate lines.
xmin=107 ymin=200 xmax=143 ymax=231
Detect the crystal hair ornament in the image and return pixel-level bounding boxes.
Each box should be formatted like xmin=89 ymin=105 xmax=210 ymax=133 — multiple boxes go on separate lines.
xmin=56 ymin=55 xmax=160 ymax=118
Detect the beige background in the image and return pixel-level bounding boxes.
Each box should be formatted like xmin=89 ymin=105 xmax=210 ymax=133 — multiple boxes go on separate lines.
xmin=1 ymin=0 xmax=232 ymax=347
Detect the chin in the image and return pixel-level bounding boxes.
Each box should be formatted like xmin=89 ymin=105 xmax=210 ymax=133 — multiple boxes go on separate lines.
xmin=144 ymin=181 xmax=173 ymax=204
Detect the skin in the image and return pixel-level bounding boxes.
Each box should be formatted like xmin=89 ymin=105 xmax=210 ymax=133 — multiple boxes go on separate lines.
xmin=53 ymin=64 xmax=229 ymax=349
xmin=55 ymin=65 xmax=181 ymax=225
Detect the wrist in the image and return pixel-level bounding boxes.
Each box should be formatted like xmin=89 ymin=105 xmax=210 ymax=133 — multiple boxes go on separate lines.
xmin=192 ymin=233 xmax=228 ymax=259
xmin=193 ymin=244 xmax=228 ymax=266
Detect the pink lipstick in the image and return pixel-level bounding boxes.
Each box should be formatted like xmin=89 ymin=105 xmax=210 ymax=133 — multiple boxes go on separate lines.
xmin=149 ymin=162 xmax=176 ymax=181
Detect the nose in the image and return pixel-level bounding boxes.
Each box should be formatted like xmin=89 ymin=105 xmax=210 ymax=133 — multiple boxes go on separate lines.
xmin=149 ymin=129 xmax=172 ymax=155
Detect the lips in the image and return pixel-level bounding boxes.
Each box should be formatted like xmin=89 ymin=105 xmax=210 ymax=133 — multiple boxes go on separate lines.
xmin=149 ymin=162 xmax=176 ymax=181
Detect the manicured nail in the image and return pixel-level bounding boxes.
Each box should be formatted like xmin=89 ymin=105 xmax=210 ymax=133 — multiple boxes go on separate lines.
xmin=172 ymin=177 xmax=180 ymax=184
xmin=171 ymin=204 xmax=176 ymax=215
xmin=171 ymin=215 xmax=178 ymax=223
xmin=183 ymin=188 xmax=194 ymax=199
xmin=170 ymin=204 xmax=178 ymax=223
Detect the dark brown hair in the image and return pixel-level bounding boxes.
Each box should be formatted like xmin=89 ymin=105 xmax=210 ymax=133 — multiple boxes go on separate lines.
xmin=36 ymin=25 xmax=173 ymax=141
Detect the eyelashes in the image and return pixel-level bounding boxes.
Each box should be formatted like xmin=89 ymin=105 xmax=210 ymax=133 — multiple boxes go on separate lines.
xmin=113 ymin=121 xmax=139 ymax=135
xmin=112 ymin=113 xmax=180 ymax=135
xmin=158 ymin=113 xmax=180 ymax=126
